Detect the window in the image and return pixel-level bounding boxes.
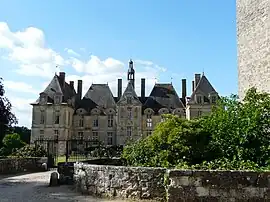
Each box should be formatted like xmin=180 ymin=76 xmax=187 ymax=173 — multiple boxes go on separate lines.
xmin=107 ymin=132 xmax=113 ymax=145
xmin=211 ymin=96 xmax=217 ymax=104
xmin=54 ymin=114 xmax=60 ymax=124
xmin=40 ymin=130 xmax=44 ymax=135
xmin=127 ymin=108 xmax=132 ymax=119
xmin=146 ymin=114 xmax=152 ymax=128
xmin=54 ymin=95 xmax=61 ymax=104
xmin=108 ymin=115 xmax=113 ymax=127
xmin=78 ymin=132 xmax=83 ymax=140
xmin=79 ymin=117 xmax=84 ymax=127
xmin=93 ymin=117 xmax=99 ymax=127
xmin=146 ymin=130 xmax=152 ymax=136
xmin=40 ymin=111 xmax=45 ymax=124
xmin=127 ymin=126 xmax=132 ymax=137
xmin=92 ymin=131 xmax=99 ymax=144
xmin=127 ymin=96 xmax=132 ymax=104
xmin=54 ymin=130 xmax=59 ymax=140
xmin=197 ymin=96 xmax=202 ymax=104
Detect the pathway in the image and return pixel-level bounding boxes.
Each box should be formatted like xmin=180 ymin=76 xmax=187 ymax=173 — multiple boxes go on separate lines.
xmin=0 ymin=171 xmax=124 ymax=202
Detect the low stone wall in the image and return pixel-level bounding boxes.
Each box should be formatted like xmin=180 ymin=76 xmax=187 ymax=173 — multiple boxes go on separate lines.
xmin=74 ymin=163 xmax=166 ymax=201
xmin=74 ymin=163 xmax=270 ymax=201
xmin=0 ymin=157 xmax=48 ymax=174
xmin=167 ymin=170 xmax=270 ymax=201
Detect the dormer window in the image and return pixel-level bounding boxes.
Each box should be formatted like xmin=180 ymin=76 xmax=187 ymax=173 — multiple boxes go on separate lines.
xmin=54 ymin=94 xmax=62 ymax=104
xmin=196 ymin=95 xmax=202 ymax=104
xmin=127 ymin=96 xmax=132 ymax=104
xmin=211 ymin=96 xmax=217 ymax=104
xmin=39 ymin=93 xmax=47 ymax=105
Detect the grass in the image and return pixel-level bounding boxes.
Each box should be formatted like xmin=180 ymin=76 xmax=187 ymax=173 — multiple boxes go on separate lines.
xmin=56 ymin=155 xmax=90 ymax=164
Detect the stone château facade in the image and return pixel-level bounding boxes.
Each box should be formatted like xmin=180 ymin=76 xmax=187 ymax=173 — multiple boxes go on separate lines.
xmin=30 ymin=60 xmax=218 ymax=147
xmin=237 ymin=0 xmax=270 ymax=99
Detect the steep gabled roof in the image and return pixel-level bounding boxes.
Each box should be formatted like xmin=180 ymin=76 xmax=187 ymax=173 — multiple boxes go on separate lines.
xmin=117 ymin=81 xmax=141 ymax=104
xmin=144 ymin=83 xmax=185 ymax=112
xmin=35 ymin=74 xmax=76 ymax=104
xmin=83 ymin=84 xmax=116 ymax=108
xmin=189 ymin=74 xmax=218 ymax=102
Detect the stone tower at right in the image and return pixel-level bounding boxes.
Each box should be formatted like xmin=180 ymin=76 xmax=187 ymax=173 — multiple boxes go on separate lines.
xmin=237 ymin=0 xmax=270 ymax=100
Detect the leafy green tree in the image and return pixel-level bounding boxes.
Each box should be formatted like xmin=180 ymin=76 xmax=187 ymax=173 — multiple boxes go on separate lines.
xmin=12 ymin=126 xmax=31 ymax=144
xmin=0 ymin=133 xmax=26 ymax=156
xmin=203 ymin=88 xmax=270 ymax=167
xmin=122 ymin=88 xmax=270 ymax=170
xmin=122 ymin=115 xmax=212 ymax=168
xmin=0 ymin=78 xmax=17 ymax=147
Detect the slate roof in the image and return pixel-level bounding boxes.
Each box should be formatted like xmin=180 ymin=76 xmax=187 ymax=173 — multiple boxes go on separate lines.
xmin=144 ymin=83 xmax=185 ymax=113
xmin=117 ymin=81 xmax=141 ymax=104
xmin=83 ymin=84 xmax=116 ymax=109
xmin=189 ymin=74 xmax=218 ymax=103
xmin=35 ymin=74 xmax=76 ymax=104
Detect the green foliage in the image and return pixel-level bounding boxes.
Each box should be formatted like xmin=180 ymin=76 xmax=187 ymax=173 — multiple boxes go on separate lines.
xmin=122 ymin=88 xmax=270 ymax=170
xmin=11 ymin=126 xmax=31 ymax=144
xmin=12 ymin=144 xmax=47 ymax=158
xmin=0 ymin=133 xmax=26 ymax=156
xmin=0 ymin=78 xmax=17 ymax=147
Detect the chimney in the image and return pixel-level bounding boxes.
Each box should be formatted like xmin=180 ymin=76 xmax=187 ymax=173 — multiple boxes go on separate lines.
xmin=195 ymin=73 xmax=201 ymax=87
xmin=192 ymin=81 xmax=195 ymax=92
xmin=77 ymin=80 xmax=82 ymax=100
xmin=181 ymin=79 xmax=186 ymax=99
xmin=69 ymin=81 xmax=74 ymax=89
xmin=59 ymin=72 xmax=65 ymax=87
xmin=118 ymin=79 xmax=122 ymax=99
xmin=141 ymin=78 xmax=145 ymax=99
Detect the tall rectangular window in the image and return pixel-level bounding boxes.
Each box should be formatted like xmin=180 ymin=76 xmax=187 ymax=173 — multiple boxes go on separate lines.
xmin=79 ymin=117 xmax=84 ymax=127
xmin=93 ymin=117 xmax=99 ymax=127
xmin=146 ymin=114 xmax=152 ymax=128
xmin=127 ymin=97 xmax=132 ymax=104
xmin=108 ymin=115 xmax=113 ymax=127
xmin=211 ymin=96 xmax=216 ymax=104
xmin=107 ymin=132 xmax=113 ymax=145
xmin=54 ymin=114 xmax=60 ymax=124
xmin=92 ymin=131 xmax=99 ymax=145
xmin=127 ymin=126 xmax=132 ymax=137
xmin=54 ymin=130 xmax=59 ymax=140
xmin=78 ymin=132 xmax=83 ymax=139
xmin=127 ymin=108 xmax=132 ymax=119
xmin=40 ymin=111 xmax=45 ymax=124
xmin=197 ymin=96 xmax=202 ymax=104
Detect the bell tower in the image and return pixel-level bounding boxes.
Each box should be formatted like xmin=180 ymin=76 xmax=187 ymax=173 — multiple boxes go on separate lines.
xmin=127 ymin=59 xmax=135 ymax=88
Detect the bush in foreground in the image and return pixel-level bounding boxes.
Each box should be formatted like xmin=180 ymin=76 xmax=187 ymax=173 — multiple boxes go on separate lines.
xmin=122 ymin=88 xmax=270 ymax=170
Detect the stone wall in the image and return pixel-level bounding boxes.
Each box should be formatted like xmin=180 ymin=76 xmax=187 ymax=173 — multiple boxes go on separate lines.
xmin=74 ymin=163 xmax=166 ymax=201
xmin=237 ymin=0 xmax=270 ymax=99
xmin=74 ymin=163 xmax=270 ymax=201
xmin=167 ymin=169 xmax=270 ymax=202
xmin=0 ymin=157 xmax=47 ymax=174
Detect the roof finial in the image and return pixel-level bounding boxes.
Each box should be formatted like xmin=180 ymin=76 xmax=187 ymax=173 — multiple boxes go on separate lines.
xmin=171 ymin=77 xmax=173 ymax=84
xmin=55 ymin=65 xmax=59 ymax=76
xmin=202 ymin=68 xmax=205 ymax=76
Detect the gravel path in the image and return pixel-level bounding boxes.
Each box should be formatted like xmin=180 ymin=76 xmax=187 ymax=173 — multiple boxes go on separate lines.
xmin=0 ymin=171 xmax=125 ymax=202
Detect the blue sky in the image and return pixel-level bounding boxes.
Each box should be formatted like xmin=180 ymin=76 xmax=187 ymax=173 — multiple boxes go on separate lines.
xmin=0 ymin=0 xmax=237 ymax=127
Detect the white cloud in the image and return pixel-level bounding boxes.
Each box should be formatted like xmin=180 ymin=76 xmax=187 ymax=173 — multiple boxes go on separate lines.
xmin=64 ymin=48 xmax=80 ymax=57
xmin=4 ymin=80 xmax=39 ymax=94
xmin=0 ymin=22 xmax=64 ymax=78
xmin=8 ymin=96 xmax=35 ymax=127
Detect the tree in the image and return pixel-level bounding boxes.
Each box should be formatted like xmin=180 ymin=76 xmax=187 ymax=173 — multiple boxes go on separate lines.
xmin=0 ymin=78 xmax=17 ymax=147
xmin=0 ymin=133 xmax=26 ymax=156
xmin=202 ymin=88 xmax=270 ymax=167
xmin=122 ymin=115 xmax=213 ymax=168
xmin=122 ymin=88 xmax=270 ymax=170
xmin=12 ymin=126 xmax=31 ymax=144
